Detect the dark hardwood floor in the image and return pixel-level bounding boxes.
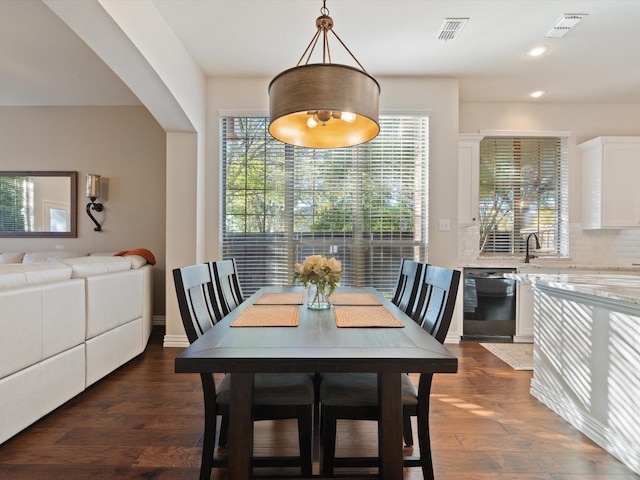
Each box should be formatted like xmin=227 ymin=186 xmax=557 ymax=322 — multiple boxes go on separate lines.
xmin=0 ymin=327 xmax=638 ymax=479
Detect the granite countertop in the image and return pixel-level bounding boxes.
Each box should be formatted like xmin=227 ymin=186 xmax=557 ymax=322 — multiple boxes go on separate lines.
xmin=460 ymin=257 xmax=640 ymax=273
xmin=506 ymin=272 xmax=640 ymax=305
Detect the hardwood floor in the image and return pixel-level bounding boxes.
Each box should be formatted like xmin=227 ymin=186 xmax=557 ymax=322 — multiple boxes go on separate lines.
xmin=0 ymin=327 xmax=638 ymax=479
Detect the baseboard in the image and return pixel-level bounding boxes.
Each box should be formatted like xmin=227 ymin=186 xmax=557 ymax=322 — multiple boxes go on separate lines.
xmin=163 ymin=334 xmax=189 ymax=348
xmin=513 ymin=334 xmax=533 ymax=342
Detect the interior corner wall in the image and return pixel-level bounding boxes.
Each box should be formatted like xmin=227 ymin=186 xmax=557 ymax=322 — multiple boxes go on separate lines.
xmin=0 ymin=106 xmax=167 ymax=315
xmin=205 ymin=76 xmax=460 ymax=270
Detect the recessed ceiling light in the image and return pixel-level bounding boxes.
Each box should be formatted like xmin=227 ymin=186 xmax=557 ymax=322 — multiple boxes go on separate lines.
xmin=525 ymin=45 xmax=550 ymax=57
xmin=530 ymin=90 xmax=546 ymax=98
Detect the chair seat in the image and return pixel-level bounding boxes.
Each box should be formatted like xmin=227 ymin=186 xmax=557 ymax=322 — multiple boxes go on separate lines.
xmin=319 ymin=373 xmax=417 ymax=407
xmin=217 ymin=373 xmax=316 ymax=406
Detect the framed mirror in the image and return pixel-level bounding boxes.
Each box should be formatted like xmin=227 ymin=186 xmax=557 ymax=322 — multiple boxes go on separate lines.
xmin=0 ymin=171 xmax=77 ymax=238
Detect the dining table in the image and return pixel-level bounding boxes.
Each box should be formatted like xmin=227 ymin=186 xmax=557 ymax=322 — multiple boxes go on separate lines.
xmin=174 ymin=285 xmax=458 ymax=480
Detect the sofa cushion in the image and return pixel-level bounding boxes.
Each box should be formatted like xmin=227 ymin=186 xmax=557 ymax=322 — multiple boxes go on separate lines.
xmin=62 ymin=256 xmax=132 ymax=277
xmin=0 ymin=263 xmax=72 ymax=290
xmin=0 ymin=252 xmax=25 ymax=264
xmin=124 ymin=255 xmax=148 ymax=269
xmin=85 ymin=269 xmax=143 ymax=339
xmin=22 ymin=251 xmax=88 ymax=264
xmin=0 ymin=287 xmax=43 ymax=379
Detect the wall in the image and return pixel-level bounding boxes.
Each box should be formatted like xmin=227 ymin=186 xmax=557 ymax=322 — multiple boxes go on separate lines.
xmin=144 ymin=74 xmax=465 ymax=346
xmin=0 ymin=106 xmax=167 ymax=315
xmin=460 ymin=102 xmax=640 ymax=266
xmin=205 ymin=76 xmax=459 ymax=264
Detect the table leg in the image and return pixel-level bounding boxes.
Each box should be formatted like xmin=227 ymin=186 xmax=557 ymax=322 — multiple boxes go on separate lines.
xmin=228 ymin=373 xmax=254 ymax=480
xmin=378 ymin=372 xmax=403 ymax=480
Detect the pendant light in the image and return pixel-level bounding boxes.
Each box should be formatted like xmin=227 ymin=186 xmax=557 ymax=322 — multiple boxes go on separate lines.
xmin=268 ymin=1 xmax=380 ymax=149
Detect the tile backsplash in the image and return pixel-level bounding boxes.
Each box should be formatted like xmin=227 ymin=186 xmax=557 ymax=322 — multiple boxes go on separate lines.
xmin=570 ymin=224 xmax=640 ymax=266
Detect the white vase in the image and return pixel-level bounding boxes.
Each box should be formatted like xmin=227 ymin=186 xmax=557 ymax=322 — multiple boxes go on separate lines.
xmin=306 ymin=284 xmax=331 ymax=309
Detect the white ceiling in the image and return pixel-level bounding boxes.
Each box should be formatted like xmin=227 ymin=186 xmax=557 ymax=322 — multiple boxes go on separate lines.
xmin=2 ymin=0 xmax=640 ymax=107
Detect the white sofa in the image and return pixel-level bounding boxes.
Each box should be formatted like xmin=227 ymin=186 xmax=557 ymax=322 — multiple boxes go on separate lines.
xmin=0 ymin=251 xmax=153 ymax=444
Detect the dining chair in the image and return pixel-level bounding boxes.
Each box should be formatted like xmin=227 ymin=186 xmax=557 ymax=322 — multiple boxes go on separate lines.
xmin=391 ymin=259 xmax=426 ymax=316
xmin=319 ymin=265 xmax=461 ymax=479
xmin=173 ymin=263 xmax=315 ymax=479
xmin=206 ymin=258 xmax=244 ymax=320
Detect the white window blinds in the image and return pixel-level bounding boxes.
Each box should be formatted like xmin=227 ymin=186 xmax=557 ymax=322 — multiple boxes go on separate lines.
xmin=221 ymin=115 xmax=429 ymax=297
xmin=0 ymin=175 xmax=32 ymax=232
xmin=478 ymin=136 xmax=568 ymax=256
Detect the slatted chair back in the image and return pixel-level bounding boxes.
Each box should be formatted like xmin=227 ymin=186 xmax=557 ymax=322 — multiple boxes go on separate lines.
xmin=411 ymin=265 xmax=461 ymax=343
xmin=173 ymin=263 xmax=215 ymax=344
xmin=207 ymin=259 xmax=244 ymax=321
xmin=391 ymin=260 xmax=425 ymax=314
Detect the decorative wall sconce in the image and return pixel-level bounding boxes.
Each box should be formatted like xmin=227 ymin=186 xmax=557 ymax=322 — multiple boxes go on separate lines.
xmin=85 ymin=174 xmax=104 ymax=232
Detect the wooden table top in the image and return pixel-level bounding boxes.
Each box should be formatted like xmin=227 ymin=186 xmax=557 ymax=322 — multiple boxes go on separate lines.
xmin=175 ymin=286 xmax=457 ymax=375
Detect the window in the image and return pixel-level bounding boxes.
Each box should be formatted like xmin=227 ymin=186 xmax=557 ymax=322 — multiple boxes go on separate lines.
xmin=0 ymin=176 xmax=32 ymax=232
xmin=221 ymin=115 xmax=429 ymax=297
xmin=478 ymin=136 xmax=568 ymax=256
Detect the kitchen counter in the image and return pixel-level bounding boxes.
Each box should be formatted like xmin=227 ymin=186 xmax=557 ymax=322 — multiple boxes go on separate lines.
xmin=512 ymin=271 xmax=640 ymax=475
xmin=461 ymin=258 xmax=640 ymax=272
xmin=506 ymin=272 xmax=640 ymax=305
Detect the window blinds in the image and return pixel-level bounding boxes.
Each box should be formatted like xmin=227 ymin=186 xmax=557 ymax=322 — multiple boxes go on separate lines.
xmin=478 ymin=136 xmax=568 ymax=256
xmin=0 ymin=175 xmax=30 ymax=232
xmin=221 ymin=115 xmax=429 ymax=297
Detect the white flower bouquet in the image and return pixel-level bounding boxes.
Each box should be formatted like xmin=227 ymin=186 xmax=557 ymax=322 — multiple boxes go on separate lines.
xmin=293 ymin=254 xmax=343 ymax=309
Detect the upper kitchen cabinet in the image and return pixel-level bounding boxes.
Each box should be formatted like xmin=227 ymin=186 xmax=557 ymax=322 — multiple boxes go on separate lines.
xmin=580 ymin=136 xmax=640 ymax=229
xmin=458 ymin=135 xmax=483 ymax=225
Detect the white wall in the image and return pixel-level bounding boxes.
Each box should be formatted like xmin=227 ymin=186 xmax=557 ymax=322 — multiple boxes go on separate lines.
xmin=460 ymin=102 xmax=640 ymax=266
xmin=0 ymin=106 xmax=167 ymax=314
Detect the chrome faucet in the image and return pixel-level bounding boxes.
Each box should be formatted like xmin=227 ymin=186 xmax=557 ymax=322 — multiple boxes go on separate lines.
xmin=524 ymin=232 xmax=541 ymax=263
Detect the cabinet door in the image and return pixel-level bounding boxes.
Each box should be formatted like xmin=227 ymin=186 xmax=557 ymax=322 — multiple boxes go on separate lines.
xmin=515 ymin=282 xmax=534 ymax=342
xmin=602 ymin=144 xmax=640 ymax=228
xmin=458 ymin=135 xmax=482 ymax=225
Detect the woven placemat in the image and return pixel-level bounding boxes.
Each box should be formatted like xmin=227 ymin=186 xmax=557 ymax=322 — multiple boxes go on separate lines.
xmin=332 ymin=292 xmax=382 ymax=306
xmin=254 ymin=292 xmax=305 ymax=305
xmin=230 ymin=305 xmax=299 ymax=327
xmin=334 ymin=306 xmax=404 ymax=328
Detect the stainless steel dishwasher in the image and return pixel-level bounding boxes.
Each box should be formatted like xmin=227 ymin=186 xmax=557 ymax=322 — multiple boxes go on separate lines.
xmin=462 ymin=267 xmax=517 ymax=341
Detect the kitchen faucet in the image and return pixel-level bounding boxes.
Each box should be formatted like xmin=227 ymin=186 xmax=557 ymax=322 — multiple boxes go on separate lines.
xmin=524 ymin=232 xmax=541 ymax=263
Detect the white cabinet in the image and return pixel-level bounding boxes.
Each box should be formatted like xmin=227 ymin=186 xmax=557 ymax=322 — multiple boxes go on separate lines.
xmin=580 ymin=136 xmax=640 ymax=229
xmin=514 ymin=281 xmax=533 ymax=342
xmin=458 ymin=135 xmax=483 ymax=225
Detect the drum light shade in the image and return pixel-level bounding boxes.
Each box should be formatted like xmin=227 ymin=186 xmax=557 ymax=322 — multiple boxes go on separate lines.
xmin=269 ymin=64 xmax=379 ymax=149
xmin=268 ymin=1 xmax=380 ymax=149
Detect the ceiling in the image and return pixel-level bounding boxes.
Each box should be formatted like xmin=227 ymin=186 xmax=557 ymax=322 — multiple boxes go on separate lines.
xmin=2 ymin=0 xmax=640 ymax=107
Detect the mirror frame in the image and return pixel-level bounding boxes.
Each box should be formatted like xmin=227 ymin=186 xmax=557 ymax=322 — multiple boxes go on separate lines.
xmin=0 ymin=171 xmax=77 ymax=238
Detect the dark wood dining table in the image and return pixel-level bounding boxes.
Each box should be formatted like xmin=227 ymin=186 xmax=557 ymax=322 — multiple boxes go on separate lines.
xmin=174 ymin=286 xmax=458 ymax=480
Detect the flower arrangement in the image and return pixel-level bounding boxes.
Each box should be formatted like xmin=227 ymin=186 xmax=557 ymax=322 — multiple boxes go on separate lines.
xmin=294 ymin=254 xmax=343 ymax=309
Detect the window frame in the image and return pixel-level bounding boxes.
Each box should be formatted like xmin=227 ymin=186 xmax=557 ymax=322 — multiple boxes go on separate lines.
xmin=220 ymin=113 xmax=430 ymax=297
xmin=477 ymin=130 xmax=570 ymax=258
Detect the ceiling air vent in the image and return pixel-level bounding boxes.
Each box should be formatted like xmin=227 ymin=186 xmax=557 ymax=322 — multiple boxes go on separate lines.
xmin=437 ymin=18 xmax=469 ymax=41
xmin=545 ymin=14 xmax=587 ymax=38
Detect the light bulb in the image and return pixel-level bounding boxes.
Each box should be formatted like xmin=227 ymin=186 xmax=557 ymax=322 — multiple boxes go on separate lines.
xmin=341 ymin=112 xmax=356 ymax=123
xmin=307 ymin=116 xmax=318 ymax=128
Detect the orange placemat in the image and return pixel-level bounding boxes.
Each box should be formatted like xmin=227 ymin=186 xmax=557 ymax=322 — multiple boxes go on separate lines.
xmin=230 ymin=305 xmax=300 ymax=327
xmin=254 ymin=292 xmax=305 ymax=305
xmin=334 ymin=306 xmax=404 ymax=328
xmin=332 ymin=292 xmax=382 ymax=306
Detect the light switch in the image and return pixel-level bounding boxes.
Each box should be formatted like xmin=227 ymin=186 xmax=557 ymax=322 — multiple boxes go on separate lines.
xmin=439 ymin=219 xmax=451 ymax=231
